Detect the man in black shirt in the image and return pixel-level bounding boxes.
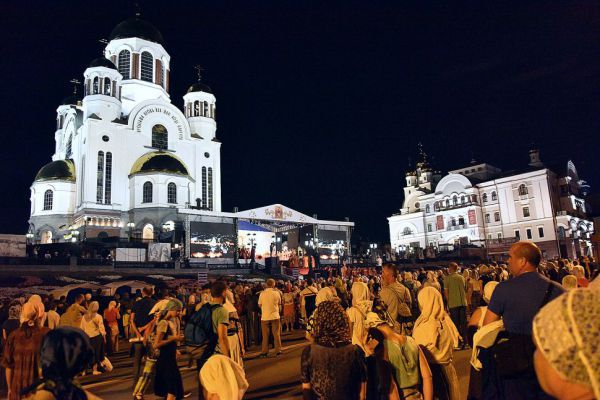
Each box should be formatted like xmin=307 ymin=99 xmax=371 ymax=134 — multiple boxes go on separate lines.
xmin=130 ymin=287 xmax=157 ymax=385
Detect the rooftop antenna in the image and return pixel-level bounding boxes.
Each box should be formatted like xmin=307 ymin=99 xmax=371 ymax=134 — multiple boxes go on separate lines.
xmin=194 ymin=65 xmax=204 ymax=82
xmin=69 ymin=78 xmax=81 ymax=95
xmin=98 ymin=38 xmax=108 ymax=56
xmin=470 ymin=150 xmax=477 ymax=164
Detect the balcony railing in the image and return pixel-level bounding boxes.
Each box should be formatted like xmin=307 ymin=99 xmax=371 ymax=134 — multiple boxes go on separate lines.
xmin=434 ymin=200 xmax=479 ymax=212
xmin=447 ymin=224 xmax=467 ymax=231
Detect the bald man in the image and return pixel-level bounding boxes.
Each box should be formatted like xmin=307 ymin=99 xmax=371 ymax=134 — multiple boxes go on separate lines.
xmin=483 ymin=242 xmax=563 ymax=399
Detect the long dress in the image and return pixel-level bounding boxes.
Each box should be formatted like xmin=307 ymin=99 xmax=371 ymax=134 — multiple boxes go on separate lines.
xmin=1 ymin=325 xmax=50 ymax=400
xmin=154 ymin=321 xmax=184 ymax=399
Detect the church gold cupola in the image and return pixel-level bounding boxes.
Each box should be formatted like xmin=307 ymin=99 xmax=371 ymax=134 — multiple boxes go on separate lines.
xmin=103 ymin=14 xmax=171 ymax=116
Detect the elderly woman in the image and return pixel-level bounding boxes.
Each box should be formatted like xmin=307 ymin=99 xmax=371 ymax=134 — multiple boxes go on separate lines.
xmin=1 ymin=301 xmax=49 ymax=400
xmin=413 ymin=287 xmax=461 ymax=400
xmin=533 ymin=288 xmax=599 ymax=400
xmin=153 ymin=299 xmax=185 ymax=400
xmin=346 ymin=281 xmax=372 ymax=355
xmin=80 ymin=301 xmax=106 ymax=375
xmin=2 ymin=305 xmax=21 ymax=343
xmin=365 ymin=311 xmax=433 ymax=400
xmin=22 ymin=327 xmax=101 ymax=400
xmin=301 ymin=301 xmax=367 ymax=400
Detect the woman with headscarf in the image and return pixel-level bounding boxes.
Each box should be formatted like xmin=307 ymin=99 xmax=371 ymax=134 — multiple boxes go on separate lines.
xmin=467 ymin=281 xmax=499 ymax=330
xmin=533 ymin=288 xmax=599 ymax=400
xmin=2 ymin=305 xmax=21 ymax=343
xmin=103 ymin=301 xmax=120 ymax=355
xmin=423 ymin=271 xmax=441 ymax=292
xmin=300 ymin=301 xmax=367 ymax=400
xmin=346 ymin=281 xmax=373 ymax=355
xmin=80 ymin=301 xmax=106 ymax=375
xmin=1 ymin=301 xmax=49 ymax=400
xmin=305 ymin=286 xmax=338 ymax=340
xmin=334 ymin=278 xmax=350 ymax=309
xmin=22 ymin=327 xmax=101 ymax=400
xmin=153 ymin=299 xmax=185 ymax=400
xmin=365 ymin=312 xmax=433 ymax=400
xmin=412 ymin=287 xmax=461 ymax=400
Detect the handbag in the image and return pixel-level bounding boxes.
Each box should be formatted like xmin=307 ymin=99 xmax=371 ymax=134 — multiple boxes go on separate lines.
xmin=100 ymin=357 xmax=113 ymax=372
xmin=491 ymin=282 xmax=554 ymax=378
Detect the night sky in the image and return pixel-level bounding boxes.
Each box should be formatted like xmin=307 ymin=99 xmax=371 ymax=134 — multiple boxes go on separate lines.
xmin=1 ymin=1 xmax=599 ymax=242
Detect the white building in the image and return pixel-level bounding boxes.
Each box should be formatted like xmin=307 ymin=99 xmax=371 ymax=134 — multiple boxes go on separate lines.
xmin=29 ymin=16 xmax=221 ymax=243
xmin=388 ymin=146 xmax=594 ymax=259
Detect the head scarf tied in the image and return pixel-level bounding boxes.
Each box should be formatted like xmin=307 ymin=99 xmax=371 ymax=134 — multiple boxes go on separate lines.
xmin=27 ymin=327 xmax=94 ymax=400
xmin=160 ymin=299 xmax=183 ymax=319
xmin=533 ymin=288 xmax=600 ymax=399
xmin=108 ymin=300 xmax=117 ymax=310
xmin=315 ymin=287 xmax=336 ymax=306
xmin=21 ymin=301 xmax=45 ymax=327
xmin=20 ymin=294 xmax=45 ymax=323
xmin=8 ymin=305 xmax=20 ymax=320
xmin=312 ymin=301 xmax=351 ymax=348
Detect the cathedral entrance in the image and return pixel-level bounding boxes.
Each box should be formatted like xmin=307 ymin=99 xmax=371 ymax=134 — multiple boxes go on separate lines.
xmin=142 ymin=224 xmax=154 ymax=240
xmin=40 ymin=230 xmax=53 ymax=244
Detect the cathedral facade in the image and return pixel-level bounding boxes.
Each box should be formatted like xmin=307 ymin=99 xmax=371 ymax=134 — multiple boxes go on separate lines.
xmin=388 ymin=147 xmax=594 ymax=260
xmin=29 ymin=17 xmax=221 ymax=243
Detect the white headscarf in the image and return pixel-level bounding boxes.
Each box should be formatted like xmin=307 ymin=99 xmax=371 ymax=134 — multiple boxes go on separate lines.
xmin=483 ymin=281 xmax=499 ymax=303
xmin=413 ymin=287 xmax=460 ymax=364
xmin=200 ymin=354 xmax=249 ymax=400
xmin=315 ymin=287 xmax=336 ymax=306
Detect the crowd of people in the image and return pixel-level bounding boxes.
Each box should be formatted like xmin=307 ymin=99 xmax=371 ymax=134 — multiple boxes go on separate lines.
xmin=0 ymin=242 xmax=598 ymax=399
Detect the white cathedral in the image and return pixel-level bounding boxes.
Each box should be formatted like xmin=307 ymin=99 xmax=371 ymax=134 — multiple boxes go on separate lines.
xmin=388 ymin=145 xmax=594 ymax=260
xmin=29 ymin=16 xmax=222 ymax=243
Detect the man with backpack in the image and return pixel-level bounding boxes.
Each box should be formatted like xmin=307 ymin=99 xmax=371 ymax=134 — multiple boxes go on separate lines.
xmin=380 ymin=263 xmax=412 ymax=334
xmin=300 ymin=279 xmax=318 ymax=324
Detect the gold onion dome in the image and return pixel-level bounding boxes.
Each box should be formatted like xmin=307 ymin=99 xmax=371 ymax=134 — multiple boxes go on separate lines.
xmin=130 ymin=152 xmax=189 ymax=176
xmin=35 ymin=159 xmax=76 ymax=182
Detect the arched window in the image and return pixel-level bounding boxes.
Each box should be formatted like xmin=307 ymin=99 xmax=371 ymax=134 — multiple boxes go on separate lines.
xmin=518 ymin=184 xmax=528 ymax=196
xmin=41 ymin=230 xmax=53 ymax=244
xmin=92 ymin=77 xmax=99 ymax=94
xmin=143 ymin=181 xmax=153 ymax=203
xmin=458 ymin=216 xmax=465 ymax=225
xmin=118 ymin=50 xmax=131 ymax=79
xmin=451 ymin=218 xmax=456 ymax=227
xmin=482 ymin=193 xmax=488 ymax=203
xmin=425 ymin=204 xmax=430 ymax=213
xmin=491 ymin=191 xmax=497 ymax=201
xmin=140 ymin=51 xmax=153 ymax=82
xmin=453 ymin=195 xmax=458 ymax=205
xmin=494 ymin=212 xmax=500 ymax=222
xmin=194 ymin=101 xmax=200 ymax=117
xmin=445 ymin=199 xmax=450 ymax=207
xmin=203 ymin=102 xmax=209 ymax=117
xmin=96 ymin=151 xmax=104 ymax=203
xmin=167 ymin=182 xmax=177 ymax=204
xmin=142 ymin=224 xmax=154 ymax=240
xmin=104 ymin=152 xmax=112 ymax=204
xmin=65 ymin=135 xmax=72 ymax=159
xmin=43 ymin=190 xmax=53 ymax=210
xmin=103 ymin=77 xmax=111 ymax=95
xmin=403 ymin=227 xmax=412 ymax=236
xmin=151 ymin=124 xmax=168 ymax=150
xmin=461 ymin=196 xmax=465 ymax=204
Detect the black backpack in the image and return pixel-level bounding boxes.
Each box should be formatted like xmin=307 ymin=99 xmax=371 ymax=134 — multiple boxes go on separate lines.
xmin=184 ymin=303 xmax=221 ymax=346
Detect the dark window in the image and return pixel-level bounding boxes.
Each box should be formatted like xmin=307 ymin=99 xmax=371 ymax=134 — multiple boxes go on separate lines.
xmin=494 ymin=212 xmax=500 ymax=222
xmin=104 ymin=152 xmax=112 ymax=204
xmin=538 ymin=227 xmax=544 ymax=238
xmin=143 ymin=181 xmax=153 ymax=203
xmin=140 ymin=51 xmax=153 ymax=82
xmin=93 ymin=77 xmax=99 ymax=94
xmin=65 ymin=135 xmax=72 ymax=159
xmin=208 ymin=167 xmax=213 ymax=210
xmin=482 ymin=193 xmax=488 ymax=203
xmin=203 ymin=102 xmax=209 ymax=117
xmin=201 ymin=167 xmax=207 ymax=208
xmin=167 ymin=182 xmax=177 ymax=204
xmin=515 ymin=230 xmax=520 ymax=240
xmin=194 ymin=101 xmax=200 ymax=117
xmin=461 ymin=196 xmax=465 ymax=204
xmin=103 ymin=77 xmax=111 ymax=95
xmin=151 ymin=124 xmax=168 ymax=150
xmin=491 ymin=191 xmax=497 ymax=201
xmin=96 ymin=151 xmax=104 ymax=203
xmin=118 ymin=50 xmax=130 ymax=79
xmin=523 ymin=207 xmax=530 ymax=217
xmin=458 ymin=216 xmax=465 ymax=225
xmin=485 ymin=214 xmax=490 ymax=223
xmin=43 ymin=190 xmax=53 ymax=210
xmin=427 ymin=224 xmax=432 ymax=232
xmin=526 ymin=229 xmax=532 ymax=239
xmin=519 ymin=184 xmax=528 ymax=196
xmin=425 ymin=204 xmax=430 ymax=213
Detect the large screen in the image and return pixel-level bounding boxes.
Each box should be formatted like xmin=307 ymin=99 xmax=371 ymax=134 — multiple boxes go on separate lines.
xmin=318 ymin=230 xmax=347 ymax=258
xmin=189 ymin=222 xmax=236 ymax=258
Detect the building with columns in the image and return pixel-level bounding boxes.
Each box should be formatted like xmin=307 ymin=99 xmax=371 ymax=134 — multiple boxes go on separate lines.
xmin=29 ymin=16 xmax=222 ymax=243
xmin=388 ymin=146 xmax=594 ymax=260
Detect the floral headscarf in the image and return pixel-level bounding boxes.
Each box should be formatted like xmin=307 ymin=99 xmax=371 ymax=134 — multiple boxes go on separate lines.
xmin=533 ymin=288 xmax=600 ymax=399
xmin=312 ymin=301 xmax=351 ymax=348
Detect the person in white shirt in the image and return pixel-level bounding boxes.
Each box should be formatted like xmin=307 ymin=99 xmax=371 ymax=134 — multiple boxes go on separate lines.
xmin=258 ymin=279 xmax=282 ymax=357
xmin=80 ymin=301 xmax=107 ymax=375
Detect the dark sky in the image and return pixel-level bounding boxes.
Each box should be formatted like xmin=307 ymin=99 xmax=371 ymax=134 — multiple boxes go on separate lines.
xmin=1 ymin=1 xmax=599 ymax=242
